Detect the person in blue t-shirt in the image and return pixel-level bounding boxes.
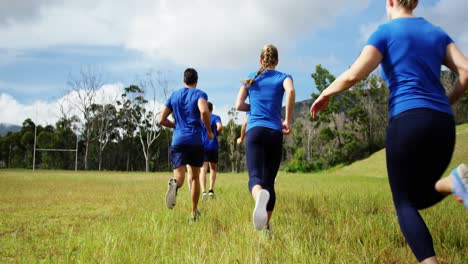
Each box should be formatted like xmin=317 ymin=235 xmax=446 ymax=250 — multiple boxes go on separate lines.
xmin=235 ymin=44 xmax=295 ymax=233
xmin=159 ymin=68 xmax=213 ymax=222
xmin=199 ymin=102 xmax=223 ymax=200
xmin=310 ymin=1 xmax=468 ymax=263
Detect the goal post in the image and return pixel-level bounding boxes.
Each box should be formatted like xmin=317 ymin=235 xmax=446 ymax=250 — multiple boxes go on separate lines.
xmin=33 ymin=125 xmax=79 ymax=171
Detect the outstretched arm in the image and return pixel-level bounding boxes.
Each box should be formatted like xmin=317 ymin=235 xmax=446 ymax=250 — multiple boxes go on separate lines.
xmin=310 ymin=45 xmax=382 ymax=118
xmin=444 ymin=43 xmax=468 ymax=104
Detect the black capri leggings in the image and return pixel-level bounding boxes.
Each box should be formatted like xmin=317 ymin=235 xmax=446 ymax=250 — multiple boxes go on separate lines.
xmin=246 ymin=126 xmax=283 ymax=211
xmin=386 ymin=108 xmax=455 ymax=262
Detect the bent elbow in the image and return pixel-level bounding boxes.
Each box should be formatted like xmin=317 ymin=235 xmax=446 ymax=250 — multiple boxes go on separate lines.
xmin=235 ymin=102 xmax=241 ymax=111
xmin=345 ymin=72 xmax=360 ymax=85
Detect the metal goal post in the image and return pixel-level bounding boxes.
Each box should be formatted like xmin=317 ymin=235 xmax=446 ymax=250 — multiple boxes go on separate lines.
xmin=32 ymin=125 xmax=79 ymax=171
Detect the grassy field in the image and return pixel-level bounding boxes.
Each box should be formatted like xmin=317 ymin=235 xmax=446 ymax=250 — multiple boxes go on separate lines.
xmin=0 ymin=124 xmax=467 ymax=263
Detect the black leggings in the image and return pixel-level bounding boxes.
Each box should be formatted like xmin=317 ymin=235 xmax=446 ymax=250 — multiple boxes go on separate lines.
xmin=246 ymin=126 xmax=283 ymax=211
xmin=386 ymin=108 xmax=455 ymax=261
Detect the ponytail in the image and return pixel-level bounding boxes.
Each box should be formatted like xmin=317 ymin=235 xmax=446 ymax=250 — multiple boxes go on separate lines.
xmin=243 ymin=44 xmax=278 ymax=87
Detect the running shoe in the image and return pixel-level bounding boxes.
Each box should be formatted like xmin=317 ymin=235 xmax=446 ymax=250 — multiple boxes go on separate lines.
xmin=451 ymin=163 xmax=468 ymax=208
xmin=202 ymin=192 xmax=207 ymax=201
xmin=165 ymin=178 xmax=178 ymax=209
xmin=208 ymin=189 xmax=215 ymax=199
xmin=253 ymin=189 xmax=270 ymax=230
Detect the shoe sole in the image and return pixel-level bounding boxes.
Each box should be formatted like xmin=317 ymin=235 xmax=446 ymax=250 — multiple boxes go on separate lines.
xmin=451 ymin=164 xmax=468 ymax=208
xmin=165 ymin=179 xmax=177 ymax=209
xmin=253 ymin=190 xmax=270 ymax=230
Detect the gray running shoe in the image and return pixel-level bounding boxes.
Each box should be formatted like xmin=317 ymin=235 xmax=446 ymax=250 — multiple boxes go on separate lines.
xmin=253 ymin=189 xmax=269 ymax=230
xmin=208 ymin=189 xmax=214 ymax=199
xmin=202 ymin=192 xmax=207 ymax=201
xmin=165 ymin=178 xmax=178 ymax=209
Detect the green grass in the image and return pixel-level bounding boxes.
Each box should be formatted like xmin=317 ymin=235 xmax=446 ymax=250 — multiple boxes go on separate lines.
xmin=1 ymin=171 xmax=466 ymax=263
xmin=0 ymin=124 xmax=467 ymax=263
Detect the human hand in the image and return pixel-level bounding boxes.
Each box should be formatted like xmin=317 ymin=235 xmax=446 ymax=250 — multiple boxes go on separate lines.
xmin=282 ymin=119 xmax=291 ymax=135
xmin=310 ymin=94 xmax=330 ymax=119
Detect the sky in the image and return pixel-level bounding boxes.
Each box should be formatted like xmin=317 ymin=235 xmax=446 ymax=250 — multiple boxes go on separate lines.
xmin=0 ymin=0 xmax=467 ymax=126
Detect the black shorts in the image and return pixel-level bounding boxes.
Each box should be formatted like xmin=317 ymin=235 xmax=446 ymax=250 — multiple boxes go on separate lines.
xmin=204 ymin=149 xmax=219 ymax=163
xmin=169 ymin=145 xmax=204 ymax=169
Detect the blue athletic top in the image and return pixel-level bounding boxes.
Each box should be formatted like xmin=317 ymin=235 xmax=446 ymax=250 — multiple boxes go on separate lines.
xmin=202 ymin=113 xmax=222 ymax=150
xmin=165 ymin=87 xmax=208 ymax=146
xmin=366 ymin=17 xmax=454 ymax=118
xmin=245 ymin=70 xmax=292 ymax=132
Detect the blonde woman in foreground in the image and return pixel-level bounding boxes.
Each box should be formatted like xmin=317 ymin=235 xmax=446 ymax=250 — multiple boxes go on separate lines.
xmin=310 ymin=1 xmax=468 ymax=263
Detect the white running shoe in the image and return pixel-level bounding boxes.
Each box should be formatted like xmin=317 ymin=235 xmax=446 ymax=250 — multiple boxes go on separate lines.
xmin=253 ymin=189 xmax=270 ymax=230
xmin=208 ymin=190 xmax=215 ymax=199
xmin=451 ymin=163 xmax=468 ymax=208
xmin=202 ymin=192 xmax=207 ymax=201
xmin=165 ymin=178 xmax=178 ymax=209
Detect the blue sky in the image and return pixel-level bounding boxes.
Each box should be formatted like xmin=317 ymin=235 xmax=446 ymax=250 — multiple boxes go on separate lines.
xmin=0 ymin=0 xmax=467 ymax=125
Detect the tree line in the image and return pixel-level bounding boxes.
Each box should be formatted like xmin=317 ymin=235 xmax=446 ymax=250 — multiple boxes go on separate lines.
xmin=0 ymin=66 xmax=466 ymax=172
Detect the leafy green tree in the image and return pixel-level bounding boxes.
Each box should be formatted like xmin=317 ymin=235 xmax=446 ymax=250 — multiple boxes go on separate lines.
xmin=118 ymin=85 xmax=161 ymax=172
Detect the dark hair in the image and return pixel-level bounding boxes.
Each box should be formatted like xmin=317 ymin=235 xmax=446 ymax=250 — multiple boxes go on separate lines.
xmin=207 ymin=102 xmax=213 ymax=112
xmin=184 ymin=68 xmax=198 ymax=85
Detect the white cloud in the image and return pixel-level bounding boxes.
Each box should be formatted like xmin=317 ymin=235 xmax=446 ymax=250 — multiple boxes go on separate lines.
xmin=360 ymin=0 xmax=468 ymax=52
xmin=0 ymin=0 xmax=369 ymax=68
xmin=0 ymin=83 xmax=127 ymax=126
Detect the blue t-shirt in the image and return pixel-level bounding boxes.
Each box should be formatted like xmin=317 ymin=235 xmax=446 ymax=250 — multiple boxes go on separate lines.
xmin=245 ymin=70 xmax=292 ymax=132
xmin=202 ymin=113 xmax=222 ymax=150
xmin=165 ymin=87 xmax=208 ymax=146
xmin=366 ymin=17 xmax=453 ymax=118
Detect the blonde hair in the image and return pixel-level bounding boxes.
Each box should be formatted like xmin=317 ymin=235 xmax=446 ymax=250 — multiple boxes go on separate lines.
xmin=398 ymin=0 xmax=418 ymax=10
xmin=243 ymin=44 xmax=279 ymax=87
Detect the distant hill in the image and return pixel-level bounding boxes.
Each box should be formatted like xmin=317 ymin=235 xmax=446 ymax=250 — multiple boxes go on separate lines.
xmin=282 ymin=98 xmax=314 ymax=121
xmin=332 ymin=123 xmax=468 ymax=178
xmin=0 ymin=123 xmax=21 ymax=136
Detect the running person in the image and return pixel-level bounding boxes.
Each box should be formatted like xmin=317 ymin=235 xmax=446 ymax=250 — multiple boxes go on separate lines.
xmin=159 ymin=68 xmax=213 ymax=222
xmin=235 ymin=44 xmax=295 ymax=232
xmin=310 ymin=1 xmax=468 ymax=263
xmin=200 ymin=102 xmax=222 ymax=200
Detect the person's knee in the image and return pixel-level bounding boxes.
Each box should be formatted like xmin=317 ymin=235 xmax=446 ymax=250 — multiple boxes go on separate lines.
xmin=210 ymin=162 xmax=217 ymax=171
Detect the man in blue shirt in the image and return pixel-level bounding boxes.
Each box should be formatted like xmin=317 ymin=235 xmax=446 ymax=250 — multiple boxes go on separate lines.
xmin=159 ymin=68 xmax=213 ymax=222
xmin=200 ymin=102 xmax=222 ymax=200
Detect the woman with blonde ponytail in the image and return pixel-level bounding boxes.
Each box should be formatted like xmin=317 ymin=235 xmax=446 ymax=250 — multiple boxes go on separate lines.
xmin=235 ymin=44 xmax=295 ymax=234
xmin=311 ymin=0 xmax=468 ymax=263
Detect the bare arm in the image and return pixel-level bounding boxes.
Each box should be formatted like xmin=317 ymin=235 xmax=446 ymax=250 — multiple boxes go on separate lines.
xmin=198 ymin=98 xmax=213 ymax=139
xmin=159 ymin=106 xmax=175 ymax=128
xmin=237 ymin=115 xmax=248 ymax=145
xmin=216 ymin=121 xmax=223 ymax=134
xmin=444 ymin=43 xmax=468 ymax=104
xmin=310 ymin=45 xmax=382 ymax=118
xmin=235 ymin=86 xmax=250 ymax=111
xmin=282 ymin=77 xmax=295 ymax=135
